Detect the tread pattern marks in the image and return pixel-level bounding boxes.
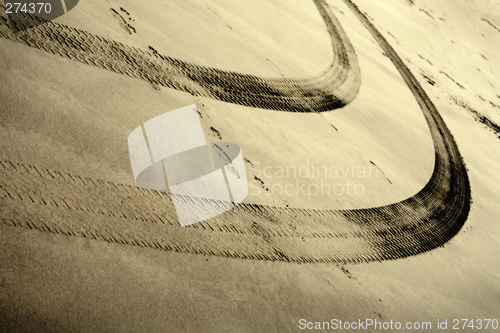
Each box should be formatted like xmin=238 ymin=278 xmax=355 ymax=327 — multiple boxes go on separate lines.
xmin=0 ymin=0 xmax=470 ymax=263
xmin=0 ymin=0 xmax=360 ymax=112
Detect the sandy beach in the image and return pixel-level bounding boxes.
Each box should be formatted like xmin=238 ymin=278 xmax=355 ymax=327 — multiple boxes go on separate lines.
xmin=1 ymin=0 xmax=499 ymax=331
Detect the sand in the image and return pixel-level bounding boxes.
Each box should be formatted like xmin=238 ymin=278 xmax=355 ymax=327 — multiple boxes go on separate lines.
xmin=0 ymin=0 xmax=499 ymax=331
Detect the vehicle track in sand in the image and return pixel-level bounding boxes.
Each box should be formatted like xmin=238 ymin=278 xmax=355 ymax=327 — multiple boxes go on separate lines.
xmin=0 ymin=0 xmax=360 ymax=112
xmin=0 ymin=0 xmax=471 ymax=263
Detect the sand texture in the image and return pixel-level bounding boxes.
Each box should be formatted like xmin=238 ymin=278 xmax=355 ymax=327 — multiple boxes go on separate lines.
xmin=0 ymin=0 xmax=499 ymax=331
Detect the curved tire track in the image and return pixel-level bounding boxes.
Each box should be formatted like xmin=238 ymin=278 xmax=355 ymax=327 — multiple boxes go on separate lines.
xmin=0 ymin=0 xmax=470 ymax=263
xmin=0 ymin=0 xmax=360 ymax=112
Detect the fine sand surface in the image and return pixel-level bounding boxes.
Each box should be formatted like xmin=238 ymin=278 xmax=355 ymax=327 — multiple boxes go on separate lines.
xmin=0 ymin=0 xmax=469 ymax=262
xmin=1 ymin=0 xmax=499 ymax=332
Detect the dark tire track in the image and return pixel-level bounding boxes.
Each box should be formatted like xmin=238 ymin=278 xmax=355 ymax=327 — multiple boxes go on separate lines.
xmin=0 ymin=0 xmax=360 ymax=112
xmin=0 ymin=0 xmax=471 ymax=263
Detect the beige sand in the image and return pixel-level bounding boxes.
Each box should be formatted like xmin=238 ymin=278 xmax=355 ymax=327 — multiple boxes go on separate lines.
xmin=0 ymin=0 xmax=499 ymax=331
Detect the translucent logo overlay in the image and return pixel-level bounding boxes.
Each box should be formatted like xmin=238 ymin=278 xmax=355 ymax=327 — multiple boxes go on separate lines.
xmin=128 ymin=105 xmax=248 ymax=227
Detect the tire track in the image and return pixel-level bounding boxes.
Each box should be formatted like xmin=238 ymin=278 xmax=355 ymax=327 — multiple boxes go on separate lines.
xmin=0 ymin=0 xmax=360 ymax=112
xmin=0 ymin=0 xmax=471 ymax=263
